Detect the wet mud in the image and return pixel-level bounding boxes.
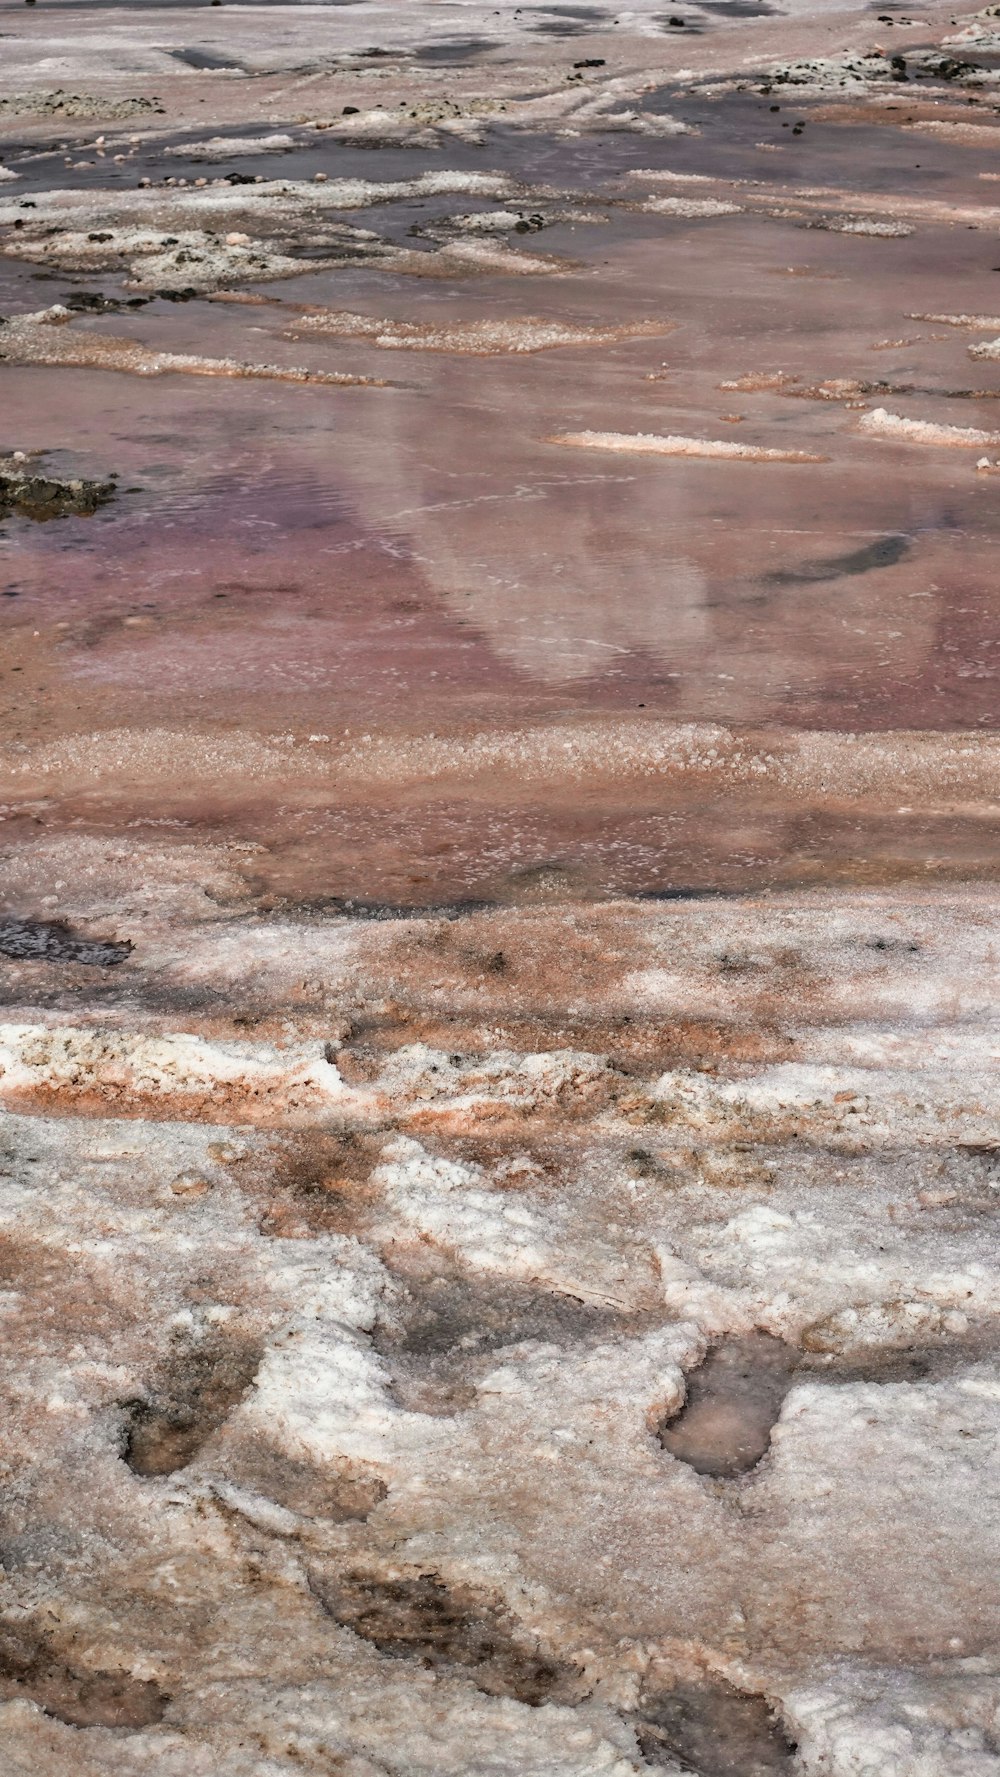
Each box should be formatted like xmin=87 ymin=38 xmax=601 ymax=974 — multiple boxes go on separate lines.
xmin=121 ymin=1330 xmax=263 ymax=1476
xmin=632 ymin=1680 xmax=797 ymax=1774
xmin=0 ymin=1626 xmax=167 ymax=1730
xmin=658 ymin=1334 xmax=799 ymax=1478
xmin=309 ymin=1569 xmax=586 ymax=1705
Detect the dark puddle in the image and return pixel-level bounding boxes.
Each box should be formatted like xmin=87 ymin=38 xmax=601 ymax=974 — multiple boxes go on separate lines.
xmin=531 ymin=19 xmax=605 ymax=32
xmin=658 ymin=1335 xmax=798 ymax=1479
xmin=121 ymin=1332 xmax=263 ymax=1476
xmin=701 ymin=0 xmax=779 ymax=12
xmin=762 ymin=535 xmax=910 ymax=587
xmin=636 ymin=888 xmax=736 ymax=904
xmin=632 ymin=1680 xmax=796 ymax=1775
xmin=308 ymin=1569 xmax=585 ymax=1705
xmin=659 ymin=1331 xmax=988 ymax=1480
xmin=0 ymin=918 xmax=132 ymax=966
xmin=412 ymin=38 xmax=499 ymax=63
xmin=170 ymin=46 xmax=247 ymax=70
xmin=0 ymin=1624 xmax=167 ymax=1730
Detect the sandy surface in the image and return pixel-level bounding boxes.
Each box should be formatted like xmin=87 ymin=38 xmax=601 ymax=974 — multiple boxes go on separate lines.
xmin=1 ymin=2 xmax=1000 ymax=1773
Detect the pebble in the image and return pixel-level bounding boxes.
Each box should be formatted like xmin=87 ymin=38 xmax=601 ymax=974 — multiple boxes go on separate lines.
xmin=169 ymin=1172 xmax=211 ymax=1198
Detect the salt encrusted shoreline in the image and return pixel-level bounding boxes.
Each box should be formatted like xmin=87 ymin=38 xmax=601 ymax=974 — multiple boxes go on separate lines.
xmin=2 ymin=0 xmax=1000 ymax=1769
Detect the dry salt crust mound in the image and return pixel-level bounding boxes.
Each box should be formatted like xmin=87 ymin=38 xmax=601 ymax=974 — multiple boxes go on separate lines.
xmin=859 ymin=408 xmax=1000 ymax=446
xmin=284 ymin=310 xmax=673 ymax=354
xmin=0 ymin=855 xmax=999 ymax=1775
xmin=0 ymin=306 xmax=385 ymax=385
xmin=550 ymin=429 xmax=829 ymax=462
xmin=0 ymin=172 xmax=582 ymax=291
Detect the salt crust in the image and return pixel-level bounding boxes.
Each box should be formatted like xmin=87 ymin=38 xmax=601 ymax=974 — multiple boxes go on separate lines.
xmin=549 ymin=430 xmax=828 ymax=463
xmin=909 ymin=313 xmax=1000 ymax=329
xmin=637 ymin=195 xmax=743 ymax=217
xmin=0 ymin=307 xmax=383 ymax=385
xmin=859 ymin=408 xmax=1000 ymax=446
xmin=2 ymin=887 xmax=1000 ymax=1770
xmin=163 ymin=133 xmax=297 ymax=158
xmin=8 ymin=720 xmax=1000 ymax=803
xmin=287 ymin=310 xmax=671 ymax=354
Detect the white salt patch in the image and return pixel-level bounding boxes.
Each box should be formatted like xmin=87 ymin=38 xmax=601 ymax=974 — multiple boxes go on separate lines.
xmin=164 ymin=133 xmax=296 ymax=157
xmin=969 ymin=337 xmax=1000 ymax=360
xmin=639 ymin=195 xmax=742 ymax=217
xmin=909 ymin=312 xmax=1000 ymax=329
xmin=630 ymin=168 xmax=724 ymax=183
xmin=818 ymin=216 xmax=912 ymax=236
xmin=549 ymin=429 xmax=828 ymax=463
xmin=2 ymin=222 xmax=368 ymax=291
xmin=859 ymin=408 xmax=1000 ymax=446
xmin=0 ymin=307 xmax=383 ymax=386
xmin=435 ymin=237 xmax=564 ymax=275
xmin=290 ymin=311 xmax=670 ymax=354
xmin=905 ymin=119 xmax=1000 ymax=141
xmin=374 ymin=1134 xmax=657 ymax=1310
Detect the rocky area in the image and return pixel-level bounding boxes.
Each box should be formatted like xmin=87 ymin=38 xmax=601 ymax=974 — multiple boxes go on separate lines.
xmin=0 ymin=452 xmax=116 ymax=522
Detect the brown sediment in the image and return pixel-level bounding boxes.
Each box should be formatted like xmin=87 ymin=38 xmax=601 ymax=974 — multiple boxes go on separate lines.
xmin=121 ymin=1328 xmax=264 ymax=1475
xmin=0 ymin=1628 xmax=167 ymax=1730
xmin=632 ymin=1679 xmax=797 ymax=1773
xmin=308 ymin=1568 xmax=588 ymax=1705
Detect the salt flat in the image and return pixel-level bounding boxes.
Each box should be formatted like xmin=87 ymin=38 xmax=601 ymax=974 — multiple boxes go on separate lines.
xmin=1 ymin=1 xmax=999 ymax=1771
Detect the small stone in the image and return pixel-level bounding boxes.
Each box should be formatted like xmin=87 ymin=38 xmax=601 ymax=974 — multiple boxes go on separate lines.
xmin=169 ymin=1172 xmax=211 ymax=1198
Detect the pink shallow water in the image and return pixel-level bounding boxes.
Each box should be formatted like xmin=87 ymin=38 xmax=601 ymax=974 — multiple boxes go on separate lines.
xmin=2 ymin=34 xmax=1000 ymax=902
